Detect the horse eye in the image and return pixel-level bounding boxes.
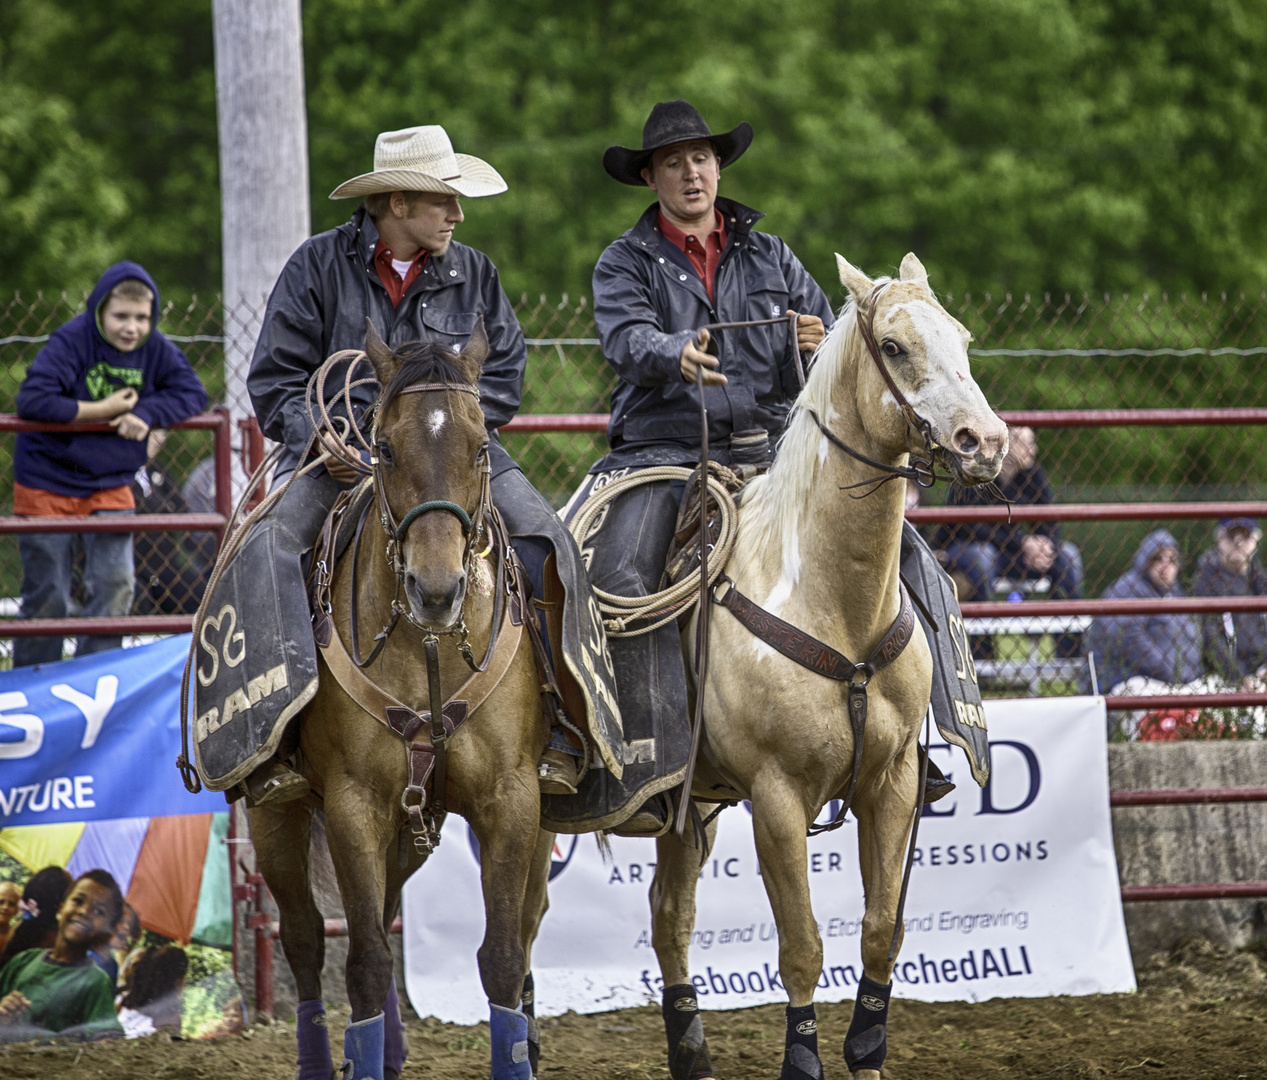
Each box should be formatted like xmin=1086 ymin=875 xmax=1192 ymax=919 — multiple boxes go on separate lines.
xmin=377 ymin=441 xmax=394 ymax=464
xmin=882 ymin=340 xmax=902 ymax=357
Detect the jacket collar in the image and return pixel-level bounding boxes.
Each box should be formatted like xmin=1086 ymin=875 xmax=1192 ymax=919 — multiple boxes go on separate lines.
xmin=344 ymin=206 xmax=466 ymax=288
xmin=626 ymin=196 xmax=764 ymax=254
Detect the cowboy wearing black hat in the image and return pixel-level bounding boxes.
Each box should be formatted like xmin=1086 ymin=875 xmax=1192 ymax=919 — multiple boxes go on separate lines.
xmin=550 ymin=98 xmax=837 ymax=1080
xmin=551 ymin=100 xmax=834 ymax=838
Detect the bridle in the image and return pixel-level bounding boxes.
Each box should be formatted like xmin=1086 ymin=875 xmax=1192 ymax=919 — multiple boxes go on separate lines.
xmin=344 ymin=375 xmax=501 ymax=669
xmin=801 ymin=281 xmax=940 ymax=496
xmin=370 ymin=381 xmax=491 ymax=599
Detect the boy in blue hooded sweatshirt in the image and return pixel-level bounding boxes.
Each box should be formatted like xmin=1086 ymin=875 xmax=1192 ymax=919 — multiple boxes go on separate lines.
xmin=13 ymin=262 xmax=208 ymax=667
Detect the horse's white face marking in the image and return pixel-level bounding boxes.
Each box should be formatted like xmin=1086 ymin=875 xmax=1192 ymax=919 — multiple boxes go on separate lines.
xmin=427 ymin=409 xmax=446 ymax=437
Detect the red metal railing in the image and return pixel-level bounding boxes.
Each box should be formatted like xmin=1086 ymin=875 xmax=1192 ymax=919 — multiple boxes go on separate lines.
xmin=497 ymin=406 xmax=1267 ymax=434
xmin=0 ymin=408 xmax=253 ymax=639
xmin=1110 ymin=787 xmax=1267 ymax=901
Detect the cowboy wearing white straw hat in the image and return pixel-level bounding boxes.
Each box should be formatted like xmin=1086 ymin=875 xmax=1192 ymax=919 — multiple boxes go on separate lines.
xmin=329 ymin=124 xmax=508 ymax=199
xmin=207 ymin=122 xmax=620 ymax=836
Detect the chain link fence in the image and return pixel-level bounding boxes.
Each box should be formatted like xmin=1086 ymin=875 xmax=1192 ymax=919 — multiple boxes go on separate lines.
xmin=3 ymin=290 xmax=1265 ymax=736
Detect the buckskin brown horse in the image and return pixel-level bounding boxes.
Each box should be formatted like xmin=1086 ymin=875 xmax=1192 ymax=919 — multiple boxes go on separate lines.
xmin=249 ymin=322 xmax=550 ymax=1080
xmin=637 ymin=253 xmax=1008 ymax=1080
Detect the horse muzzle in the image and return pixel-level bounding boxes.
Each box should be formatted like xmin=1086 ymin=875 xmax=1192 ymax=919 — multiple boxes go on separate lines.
xmin=403 ymin=568 xmax=468 ymax=630
xmin=936 ymin=416 xmax=1007 ymax=485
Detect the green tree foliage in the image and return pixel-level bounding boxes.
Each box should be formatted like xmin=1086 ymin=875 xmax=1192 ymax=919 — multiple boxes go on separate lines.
xmin=3 ymin=0 xmax=1266 ymax=301
xmin=0 ymin=0 xmax=217 ymax=297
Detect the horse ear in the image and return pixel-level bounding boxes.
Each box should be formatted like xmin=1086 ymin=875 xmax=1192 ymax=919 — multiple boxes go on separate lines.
xmin=835 ymin=254 xmax=873 ymax=305
xmin=457 ymin=316 xmax=488 ymax=383
xmin=899 ymin=253 xmax=929 ymax=286
xmin=364 ymin=319 xmax=399 ymax=385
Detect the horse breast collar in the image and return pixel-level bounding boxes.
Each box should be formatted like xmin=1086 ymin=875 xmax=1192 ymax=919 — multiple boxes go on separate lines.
xmin=713 ymin=577 xmax=916 ymax=834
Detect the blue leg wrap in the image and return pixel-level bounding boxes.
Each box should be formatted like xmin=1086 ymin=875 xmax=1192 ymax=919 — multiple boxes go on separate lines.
xmin=489 ymin=1002 xmax=532 ymax=1080
xmin=295 ymin=999 xmax=333 ymax=1080
xmin=342 ymin=1012 xmax=385 ymax=1080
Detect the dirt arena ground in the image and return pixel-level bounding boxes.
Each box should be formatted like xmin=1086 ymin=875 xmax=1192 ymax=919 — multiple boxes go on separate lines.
xmin=2 ymin=936 xmax=1263 ymax=1079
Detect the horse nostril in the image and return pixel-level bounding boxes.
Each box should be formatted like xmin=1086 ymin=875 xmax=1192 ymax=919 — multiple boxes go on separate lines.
xmin=954 ymin=428 xmax=981 ymax=456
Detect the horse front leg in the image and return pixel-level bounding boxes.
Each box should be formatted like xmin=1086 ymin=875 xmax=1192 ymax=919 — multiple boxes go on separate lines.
xmin=749 ymin=776 xmax=825 ymax=1080
xmin=249 ymin=802 xmax=333 ymax=1080
xmin=847 ymin=738 xmax=921 ymax=1080
xmin=323 ymin=780 xmax=398 ymax=1080
xmin=651 ymin=812 xmax=717 ymax=1080
xmin=467 ymin=769 xmax=542 ymax=1080
xmin=516 ymin=829 xmax=556 ymax=1079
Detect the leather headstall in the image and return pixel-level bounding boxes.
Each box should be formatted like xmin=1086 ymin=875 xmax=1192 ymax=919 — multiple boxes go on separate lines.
xmin=712 ymin=576 xmax=916 ymax=834
xmin=308 ymin=376 xmax=529 ymax=854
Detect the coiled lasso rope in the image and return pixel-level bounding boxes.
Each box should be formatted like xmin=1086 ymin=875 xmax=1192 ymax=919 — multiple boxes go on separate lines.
xmin=565 ymin=465 xmax=742 ymax=638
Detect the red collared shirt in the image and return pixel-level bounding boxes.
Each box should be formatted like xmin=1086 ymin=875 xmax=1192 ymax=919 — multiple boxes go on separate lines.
xmin=373 ymin=240 xmax=428 ymax=307
xmin=658 ymin=209 xmax=727 ymax=303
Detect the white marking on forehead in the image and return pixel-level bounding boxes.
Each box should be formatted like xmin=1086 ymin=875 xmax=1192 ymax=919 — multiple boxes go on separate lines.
xmin=427 ymin=409 xmax=446 ymax=437
xmin=888 ymin=300 xmax=967 ymax=362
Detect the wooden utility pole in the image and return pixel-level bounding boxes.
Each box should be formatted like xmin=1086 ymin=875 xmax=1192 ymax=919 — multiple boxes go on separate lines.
xmin=212 ymin=0 xmax=310 ymax=473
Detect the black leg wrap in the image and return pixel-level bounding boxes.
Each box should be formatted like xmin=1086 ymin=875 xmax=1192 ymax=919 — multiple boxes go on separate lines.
xmin=842 ymin=975 xmax=891 ymax=1074
xmin=781 ymin=1003 xmax=823 ymax=1080
xmin=521 ymin=972 xmax=539 ymax=1078
xmin=662 ymin=983 xmax=714 ymax=1080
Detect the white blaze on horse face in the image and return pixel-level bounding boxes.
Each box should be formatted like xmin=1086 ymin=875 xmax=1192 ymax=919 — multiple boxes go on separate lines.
xmin=886 ymin=299 xmax=981 ymax=424
xmin=427 ymin=409 xmax=446 ymax=437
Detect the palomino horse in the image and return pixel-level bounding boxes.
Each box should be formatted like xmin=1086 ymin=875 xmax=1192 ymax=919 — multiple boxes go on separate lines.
xmin=250 ymin=323 xmax=549 ymax=1080
xmin=650 ymin=253 xmax=1007 ymax=1080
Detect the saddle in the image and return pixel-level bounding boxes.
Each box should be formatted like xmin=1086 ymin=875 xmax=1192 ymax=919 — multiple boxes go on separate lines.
xmin=663 ymin=461 xmax=767 ymax=589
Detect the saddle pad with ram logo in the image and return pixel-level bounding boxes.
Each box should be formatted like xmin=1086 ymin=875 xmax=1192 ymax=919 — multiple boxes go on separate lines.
xmin=900 ymin=522 xmax=990 ymax=787
xmin=191 ymin=521 xmax=319 ymax=791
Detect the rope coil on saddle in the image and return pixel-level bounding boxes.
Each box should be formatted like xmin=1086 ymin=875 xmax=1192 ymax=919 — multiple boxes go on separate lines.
xmin=565 ymin=465 xmax=741 ymax=637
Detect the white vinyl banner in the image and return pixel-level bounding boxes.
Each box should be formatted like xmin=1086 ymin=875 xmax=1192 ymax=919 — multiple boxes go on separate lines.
xmin=403 ymin=695 xmax=1135 ymax=1023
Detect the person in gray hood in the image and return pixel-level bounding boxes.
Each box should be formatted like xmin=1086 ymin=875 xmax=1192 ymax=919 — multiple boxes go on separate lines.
xmin=1084 ymin=528 xmax=1202 ymax=693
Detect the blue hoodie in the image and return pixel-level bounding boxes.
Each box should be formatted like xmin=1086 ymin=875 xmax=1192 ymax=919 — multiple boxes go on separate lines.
xmin=1083 ymin=528 xmax=1202 ymax=691
xmin=15 ymin=262 xmax=208 ymax=497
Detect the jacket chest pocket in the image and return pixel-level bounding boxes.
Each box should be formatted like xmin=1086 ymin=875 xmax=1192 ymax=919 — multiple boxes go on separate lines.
xmin=416 ymin=307 xmax=479 ymax=351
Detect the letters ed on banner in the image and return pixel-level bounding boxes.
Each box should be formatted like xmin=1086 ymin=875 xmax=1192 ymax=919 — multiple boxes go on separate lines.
xmin=402 ymin=696 xmax=1134 ymax=1023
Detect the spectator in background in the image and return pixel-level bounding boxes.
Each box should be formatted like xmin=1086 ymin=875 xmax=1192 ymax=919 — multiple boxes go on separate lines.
xmin=0 ymin=867 xmax=72 ymax=973
xmin=0 ymin=883 xmax=20 ymax=956
xmin=932 ymin=425 xmax=1082 ymax=604
xmin=12 ymin=262 xmax=207 ymax=666
xmin=0 ymin=870 xmax=124 ymax=1042
xmin=130 ymin=429 xmax=214 ymax=615
xmin=89 ymin=901 xmax=141 ymax=988
xmin=1193 ymin=517 xmax=1267 ymax=688
xmin=116 ymin=945 xmax=188 ymax=1038
xmin=1084 ymin=529 xmax=1201 ymax=694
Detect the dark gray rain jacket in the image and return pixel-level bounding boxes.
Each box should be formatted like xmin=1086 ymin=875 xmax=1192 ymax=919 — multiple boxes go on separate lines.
xmin=1192 ymin=547 xmax=1267 ymax=681
xmin=591 ymin=198 xmax=835 ymax=470
xmin=248 ymin=207 xmax=526 ymax=478
xmin=1084 ymin=528 xmax=1202 ymax=691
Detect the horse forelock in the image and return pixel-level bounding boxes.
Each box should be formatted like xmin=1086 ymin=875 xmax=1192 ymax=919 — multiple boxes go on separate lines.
xmin=378 ymin=340 xmax=477 ymax=415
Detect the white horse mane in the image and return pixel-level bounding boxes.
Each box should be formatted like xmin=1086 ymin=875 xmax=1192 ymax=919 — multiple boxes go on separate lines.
xmin=732 ymin=284 xmax=890 ymax=580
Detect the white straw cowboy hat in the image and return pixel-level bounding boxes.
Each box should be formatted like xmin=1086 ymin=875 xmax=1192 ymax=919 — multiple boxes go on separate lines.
xmin=329 ymin=125 xmax=507 ymax=200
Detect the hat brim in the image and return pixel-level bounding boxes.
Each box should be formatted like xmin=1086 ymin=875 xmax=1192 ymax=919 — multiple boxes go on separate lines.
xmin=602 ymin=122 xmax=754 ymax=186
xmin=329 ymin=153 xmax=508 ymax=199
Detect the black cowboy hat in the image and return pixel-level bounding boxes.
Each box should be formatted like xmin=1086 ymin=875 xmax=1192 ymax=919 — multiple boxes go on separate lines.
xmin=603 ymin=100 xmax=754 ymax=186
